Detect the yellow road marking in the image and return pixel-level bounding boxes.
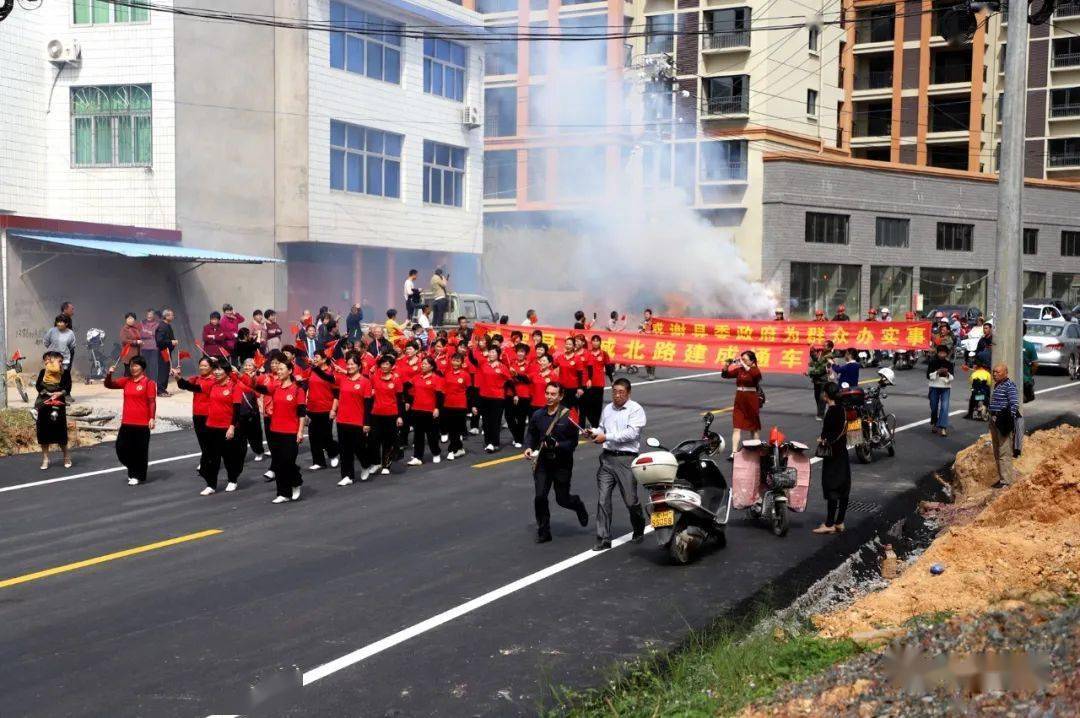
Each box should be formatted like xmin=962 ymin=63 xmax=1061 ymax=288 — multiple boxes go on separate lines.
xmin=700 ymin=406 xmax=735 ymax=416
xmin=472 ymin=440 xmax=588 ymax=468
xmin=0 ymin=529 xmax=223 ymax=590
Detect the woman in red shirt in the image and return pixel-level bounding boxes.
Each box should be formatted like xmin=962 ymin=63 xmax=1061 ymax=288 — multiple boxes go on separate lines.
xmin=584 ymin=335 xmax=610 ymax=429
xmin=529 ymin=353 xmax=560 ymax=408
xmin=175 ymin=358 xmax=245 ymax=494
xmin=369 ymin=354 xmax=405 ymax=475
xmin=255 ymin=359 xmax=307 ymax=502
xmin=407 ymin=356 xmax=443 ymax=465
xmin=104 ymin=355 xmax=157 ymax=485
xmin=306 ymin=350 xmax=341 ymax=472
xmin=475 ymin=345 xmax=510 ymax=453
xmin=175 ymin=356 xmax=214 ymax=474
xmin=465 ymin=341 xmax=482 ymax=435
xmin=556 ymin=337 xmax=584 ymax=409
xmin=722 ymin=350 xmax=763 ymax=460
xmin=441 ymin=352 xmax=471 ymax=459
xmin=506 ymin=343 xmax=534 ymax=449
xmin=314 ymin=350 xmax=373 ymax=486
xmin=396 ymin=342 xmax=422 ymax=457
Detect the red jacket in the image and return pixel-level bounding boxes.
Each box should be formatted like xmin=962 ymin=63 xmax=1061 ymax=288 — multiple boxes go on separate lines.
xmin=104 ymin=373 xmax=157 ymax=426
xmin=220 ymin=312 xmax=245 ymax=353
xmin=202 ymin=322 xmax=229 ymax=358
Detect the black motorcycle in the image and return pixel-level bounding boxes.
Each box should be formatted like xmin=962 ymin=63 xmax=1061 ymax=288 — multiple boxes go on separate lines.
xmin=840 ymin=369 xmax=897 ymax=463
xmin=632 ymin=413 xmax=731 ymax=564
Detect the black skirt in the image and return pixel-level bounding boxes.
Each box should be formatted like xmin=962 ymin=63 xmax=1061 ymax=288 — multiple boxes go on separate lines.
xmin=36 ymin=404 xmax=69 ymax=446
xmin=819 ymin=405 xmax=851 ymax=500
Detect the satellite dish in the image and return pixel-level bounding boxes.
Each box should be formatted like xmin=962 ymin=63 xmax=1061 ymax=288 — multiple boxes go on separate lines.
xmin=940 ymin=6 xmax=977 ymax=46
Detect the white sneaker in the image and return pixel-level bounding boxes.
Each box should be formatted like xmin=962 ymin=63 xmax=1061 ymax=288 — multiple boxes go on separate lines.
xmin=469 ymin=427 xmax=480 ymax=435
xmin=225 ymin=482 xmax=237 ymax=492
xmin=291 ymin=486 xmax=301 ymax=501
xmin=432 ymin=455 xmax=441 ymax=464
xmin=338 ymin=476 xmax=353 ymax=486
xmin=359 ymin=467 xmax=372 ymax=481
xmin=330 ymin=457 xmax=340 ymax=468
xmin=440 ymin=434 xmax=449 ymax=444
xmin=127 ymin=477 xmax=139 ymax=486
xmin=455 ymin=449 xmax=466 ymax=458
xmin=199 ymin=486 xmax=216 ymax=496
xmin=446 ymin=452 xmax=456 ymax=461
xmin=513 ymin=442 xmax=523 ymax=449
xmin=271 ymin=495 xmax=289 ymax=504
xmin=407 ymin=457 xmax=423 ymax=466
xmin=484 ymin=444 xmax=495 ymax=453
xmin=380 ymin=467 xmax=390 ymax=475
xmin=309 ymin=464 xmax=323 ymax=471
xmin=263 ymin=470 xmax=275 ymax=480
xmin=254 ymin=453 xmax=264 ymax=462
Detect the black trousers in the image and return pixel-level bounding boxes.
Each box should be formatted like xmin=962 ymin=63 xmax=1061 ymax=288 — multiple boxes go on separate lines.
xmin=200 ymin=426 xmax=246 ymax=489
xmin=534 ymin=459 xmax=585 ymax=535
xmin=193 ymin=414 xmax=208 ymax=469
xmin=156 ymin=354 xmax=171 ymax=393
xmin=308 ymin=411 xmax=339 ymax=466
xmin=241 ymin=412 xmax=265 ymax=455
xmin=267 ymin=431 xmax=301 ymax=498
xmin=398 ymin=406 xmax=413 ymax=450
xmin=370 ymin=414 xmax=399 ymax=468
xmin=505 ymin=398 xmax=531 ymax=444
xmin=812 ymin=382 xmax=826 ymax=418
xmin=583 ymin=388 xmax=603 ymax=428
xmin=442 ymin=407 xmax=466 ymax=454
xmin=432 ymin=297 xmax=449 ymax=327
xmin=826 ymin=496 xmax=849 ymax=526
xmin=480 ymin=397 xmax=504 ymax=447
xmin=561 ymin=388 xmax=580 ymax=410
xmin=263 ymin=416 xmax=273 ymax=453
xmin=116 ymin=424 xmax=150 ymax=483
xmin=337 ymin=423 xmax=368 ymax=480
xmin=466 ymin=388 xmax=481 ymax=430
xmin=411 ymin=410 xmax=441 ymax=460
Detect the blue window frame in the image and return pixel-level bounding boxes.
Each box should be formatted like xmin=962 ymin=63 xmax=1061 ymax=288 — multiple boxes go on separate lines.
xmin=330 ymin=120 xmax=403 ymax=198
xmin=329 ymin=2 xmax=402 ymax=84
xmin=424 ymin=38 xmax=467 ymax=101
xmin=423 ymin=140 xmax=466 ymax=207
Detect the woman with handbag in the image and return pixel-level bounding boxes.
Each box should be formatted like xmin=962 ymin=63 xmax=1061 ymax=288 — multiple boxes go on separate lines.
xmin=722 ymin=350 xmax=763 ymax=461
xmin=35 ymin=351 xmax=73 ymax=470
xmin=814 ymin=382 xmax=851 ymax=534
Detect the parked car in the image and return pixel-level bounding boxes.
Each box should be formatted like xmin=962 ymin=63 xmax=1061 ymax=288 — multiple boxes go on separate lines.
xmin=1024 ymin=298 xmax=1078 ymax=322
xmin=1023 ymin=303 xmax=1067 ymax=322
xmin=923 ymin=305 xmax=981 ymax=324
xmin=1023 ymin=320 xmax=1080 ymax=379
xmin=418 ymin=291 xmax=498 ymax=328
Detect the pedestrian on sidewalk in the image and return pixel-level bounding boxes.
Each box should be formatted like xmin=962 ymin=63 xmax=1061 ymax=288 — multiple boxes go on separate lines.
xmin=119 ymin=313 xmax=142 ymax=376
xmin=42 ymin=315 xmax=76 ymax=372
xmin=525 ymin=383 xmax=589 ymax=543
xmin=139 ymin=309 xmax=160 ymax=371
xmin=589 ymin=378 xmax=647 ymax=551
xmin=35 ymin=351 xmax=72 ymax=470
xmin=989 ymin=363 xmax=1021 ymax=488
xmin=814 ymin=382 xmax=850 ymax=534
xmin=926 ymin=344 xmax=955 ymax=437
xmin=104 ymin=356 xmax=156 ymax=485
xmin=722 ymin=350 xmax=762 ymax=460
xmin=154 ymin=309 xmax=178 ymax=396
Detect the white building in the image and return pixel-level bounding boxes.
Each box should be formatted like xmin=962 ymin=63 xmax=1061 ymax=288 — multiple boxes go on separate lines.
xmin=0 ymin=0 xmax=485 ymax=366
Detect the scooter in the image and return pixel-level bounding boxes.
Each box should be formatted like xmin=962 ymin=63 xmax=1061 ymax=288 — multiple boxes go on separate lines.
xmin=631 ymin=412 xmax=731 ymax=565
xmin=891 ymin=349 xmax=915 ymax=370
xmin=839 ymin=368 xmax=897 ymax=463
xmin=733 ymin=426 xmax=811 ymax=537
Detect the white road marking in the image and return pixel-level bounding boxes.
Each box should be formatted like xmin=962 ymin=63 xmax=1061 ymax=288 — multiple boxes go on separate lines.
xmin=204 ymin=379 xmax=1080 ymax=714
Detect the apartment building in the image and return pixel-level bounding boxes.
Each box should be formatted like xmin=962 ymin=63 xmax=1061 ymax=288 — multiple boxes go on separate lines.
xmin=0 ymin=0 xmax=485 ymax=358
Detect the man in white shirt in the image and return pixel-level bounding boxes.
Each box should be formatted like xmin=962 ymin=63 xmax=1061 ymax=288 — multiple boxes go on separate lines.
xmin=404 ymin=269 xmax=420 ymax=319
xmin=588 ymin=378 xmax=647 ymax=550
xmin=523 ymin=309 xmax=538 ymax=326
xmin=416 ymin=304 xmax=432 ymax=331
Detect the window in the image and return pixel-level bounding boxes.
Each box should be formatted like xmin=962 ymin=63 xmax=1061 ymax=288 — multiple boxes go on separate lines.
xmin=557 ymin=146 xmax=606 ymax=199
xmin=644 ymin=80 xmax=674 ymax=122
xmin=875 ymin=217 xmax=909 ymax=248
xmin=1050 ymin=86 xmax=1080 ymax=118
xmin=329 ymin=120 xmax=403 ymax=198
xmin=870 ymin=266 xmax=913 ymax=315
xmin=1023 ymin=271 xmax=1047 ymax=300
xmin=529 ymin=23 xmax=549 ymax=75
xmin=699 ymin=140 xmax=748 ymax=181
xmin=329 ymin=2 xmax=402 ymax=84
xmin=527 ymin=149 xmax=547 ymax=200
xmin=805 ymin=212 xmax=849 ymax=244
xmin=485 ymin=37 xmax=517 ymax=76
xmin=71 ymin=85 xmax=152 ymax=167
xmin=483 ymin=150 xmax=517 ymax=200
xmin=475 ymin=0 xmax=516 ymax=12
xmin=920 ymin=268 xmax=987 ymax=310
xmin=1023 ymin=227 xmax=1038 ymax=255
xmin=74 ymin=0 xmax=148 ymax=24
xmin=560 ymin=15 xmax=607 ymax=67
xmin=645 ymin=14 xmax=674 ymax=55
xmin=808 ymin=26 xmax=819 ymax=51
xmin=1063 ymin=230 xmax=1080 ymax=257
xmin=806 ymin=89 xmax=818 ymax=116
xmin=936 ymin=222 xmax=973 ymax=251
xmin=424 ymin=38 xmax=467 ymax=101
xmin=557 ymin=76 xmax=606 ymax=135
xmin=789 ymin=263 xmax=862 ymax=318
xmin=674 ymin=142 xmax=695 ymax=202
xmin=703 ymin=8 xmax=750 ymax=49
xmin=484 ymin=86 xmax=517 ymax=137
xmin=704 ymin=75 xmax=749 ymax=114
xmin=1052 ymin=273 xmax=1080 ymax=306
xmin=423 ymin=140 xmax=466 ymax=207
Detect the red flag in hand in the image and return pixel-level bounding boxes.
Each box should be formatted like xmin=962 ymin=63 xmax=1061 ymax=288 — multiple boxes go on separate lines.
xmin=219 ymin=346 xmax=231 ymax=358
xmin=324 ymin=339 xmax=340 ymax=357
xmin=253 ymin=350 xmax=266 ymax=369
xmin=289 ymin=322 xmax=300 ymax=336
xmin=160 ymin=348 xmax=171 ymax=364
xmin=11 ymin=351 xmax=24 ymax=362
xmin=295 ymin=335 xmax=306 ymax=351
xmin=119 ymin=344 xmax=133 ymax=361
xmin=178 ymin=350 xmax=192 ymax=361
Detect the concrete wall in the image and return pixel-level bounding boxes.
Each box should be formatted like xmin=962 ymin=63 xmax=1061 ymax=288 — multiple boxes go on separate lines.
xmin=761 ymin=158 xmax=1080 ymax=314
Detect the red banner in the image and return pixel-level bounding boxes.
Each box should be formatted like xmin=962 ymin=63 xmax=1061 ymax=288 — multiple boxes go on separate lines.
xmin=474 ymin=323 xmax=813 ymax=375
xmin=651 ymin=316 xmax=933 ymax=351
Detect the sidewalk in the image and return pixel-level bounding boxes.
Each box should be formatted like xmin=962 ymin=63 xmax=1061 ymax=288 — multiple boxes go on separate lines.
xmin=5 ymin=380 xmax=193 ymax=434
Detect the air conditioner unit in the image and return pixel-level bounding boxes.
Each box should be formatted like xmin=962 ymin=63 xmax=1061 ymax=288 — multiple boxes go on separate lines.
xmin=46 ymin=39 xmax=82 ymax=65
xmin=462 ymin=106 xmax=481 ymax=129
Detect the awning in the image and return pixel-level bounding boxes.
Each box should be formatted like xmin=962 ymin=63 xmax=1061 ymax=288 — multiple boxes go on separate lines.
xmin=9 ymin=231 xmax=283 ymax=264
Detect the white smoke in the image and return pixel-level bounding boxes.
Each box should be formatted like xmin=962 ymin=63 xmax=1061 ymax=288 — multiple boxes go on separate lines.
xmin=482 ymin=32 xmax=777 ymax=325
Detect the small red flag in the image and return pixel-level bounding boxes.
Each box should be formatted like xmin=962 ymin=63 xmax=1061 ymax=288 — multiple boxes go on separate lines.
xmin=178 ymin=350 xmax=192 ymax=361
xmin=119 ymin=344 xmax=133 ymax=360
xmin=295 ymin=336 xmax=305 ymax=350
xmin=324 ymin=339 xmax=340 ymax=357
xmin=219 ymin=346 xmax=231 ymax=358
xmin=253 ymin=350 xmax=266 ymax=369
xmin=194 ymin=341 xmax=207 ymax=357
xmin=160 ymin=348 xmax=171 ymax=363
xmin=289 ymin=322 xmax=300 ymax=336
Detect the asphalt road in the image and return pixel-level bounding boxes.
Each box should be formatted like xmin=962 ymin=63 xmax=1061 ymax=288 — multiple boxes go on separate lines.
xmin=1 ymin=366 xmax=1077 ymax=718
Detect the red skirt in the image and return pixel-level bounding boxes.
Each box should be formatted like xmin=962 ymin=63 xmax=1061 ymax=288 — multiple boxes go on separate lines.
xmin=732 ymin=390 xmax=761 ymax=431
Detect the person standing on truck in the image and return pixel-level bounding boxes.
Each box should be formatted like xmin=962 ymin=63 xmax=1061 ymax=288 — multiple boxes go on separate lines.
xmin=404 ymin=269 xmax=421 ymax=320
xmin=430 ymin=268 xmax=450 ymax=327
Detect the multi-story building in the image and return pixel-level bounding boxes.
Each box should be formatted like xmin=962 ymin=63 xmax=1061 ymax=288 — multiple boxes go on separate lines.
xmin=0 ymin=0 xmax=485 ymax=356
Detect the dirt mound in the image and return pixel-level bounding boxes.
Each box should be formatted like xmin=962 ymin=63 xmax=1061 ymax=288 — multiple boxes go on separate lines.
xmin=814 ymin=425 xmax=1080 ymax=638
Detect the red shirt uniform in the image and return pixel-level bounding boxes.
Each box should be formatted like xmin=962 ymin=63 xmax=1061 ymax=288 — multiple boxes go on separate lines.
xmin=307 ymin=365 xmax=337 ymax=414
xmin=205 ymin=379 xmax=242 ymax=430
xmin=184 ymin=375 xmax=215 ymax=417
xmin=335 ymin=373 xmax=373 ymax=427
xmin=104 ymin=374 xmax=157 ymax=426
xmin=477 ymin=360 xmax=510 ymax=400
xmin=510 ymin=359 xmax=533 ymax=400
xmin=370 ymin=372 xmax=403 ymax=417
xmin=410 ymin=373 xmax=443 ymax=413
xmin=588 ymin=349 xmax=610 ymax=388
xmin=442 ymin=368 xmax=471 ymax=409
xmin=397 ymin=355 xmax=421 ymax=390
xmin=556 ymin=353 xmax=584 ymax=390
xmin=268 ymin=383 xmax=306 ymax=434
xmin=529 ymin=365 xmax=560 ymax=406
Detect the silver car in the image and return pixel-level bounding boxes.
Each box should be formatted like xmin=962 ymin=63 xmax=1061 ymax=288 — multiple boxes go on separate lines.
xmin=1024 ymin=320 xmax=1080 ymax=379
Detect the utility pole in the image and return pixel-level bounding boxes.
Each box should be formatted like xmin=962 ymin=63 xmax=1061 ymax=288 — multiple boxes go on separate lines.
xmin=0 ymin=231 xmax=7 ymax=410
xmin=993 ymin=0 xmax=1029 ymax=383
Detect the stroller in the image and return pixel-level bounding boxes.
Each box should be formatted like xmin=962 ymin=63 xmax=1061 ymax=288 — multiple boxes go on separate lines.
xmin=86 ymin=328 xmax=109 ymax=383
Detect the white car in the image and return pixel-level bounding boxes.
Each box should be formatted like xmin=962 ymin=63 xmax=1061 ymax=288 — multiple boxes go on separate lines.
xmin=1023 ymin=303 xmax=1067 ymax=322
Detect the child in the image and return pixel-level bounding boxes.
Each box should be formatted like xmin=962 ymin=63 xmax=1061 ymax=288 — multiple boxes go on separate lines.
xmin=965 ymin=360 xmax=992 ymax=421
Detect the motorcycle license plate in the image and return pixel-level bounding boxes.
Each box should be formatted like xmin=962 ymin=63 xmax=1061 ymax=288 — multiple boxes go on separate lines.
xmin=846 ymin=419 xmax=862 ymax=432
xmin=651 ymin=510 xmax=674 ymax=528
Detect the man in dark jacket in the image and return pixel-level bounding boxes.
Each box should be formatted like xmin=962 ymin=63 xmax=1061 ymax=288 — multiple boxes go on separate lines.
xmin=154 ymin=308 xmax=177 ymax=396
xmin=346 ymin=304 xmax=364 ymax=344
xmin=524 ymin=383 xmax=589 ymax=543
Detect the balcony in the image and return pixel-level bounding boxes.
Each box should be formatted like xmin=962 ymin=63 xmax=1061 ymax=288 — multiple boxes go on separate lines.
xmin=1050 ymin=102 xmax=1080 ymax=118
xmin=1056 ymin=2 xmax=1080 ymax=17
xmin=854 ymin=14 xmax=894 ymax=45
xmin=931 ymin=63 xmax=972 ymax=85
xmin=855 ymin=70 xmax=894 ymax=90
xmin=852 ymin=121 xmax=892 ymax=139
xmin=702 ymin=30 xmax=751 ymax=51
xmin=1048 ymin=152 xmax=1080 ymax=167
xmin=701 ymin=95 xmax=749 ymax=116
xmin=699 ymin=161 xmax=748 ymax=183
xmin=1054 ymin=52 xmax=1080 ymax=68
